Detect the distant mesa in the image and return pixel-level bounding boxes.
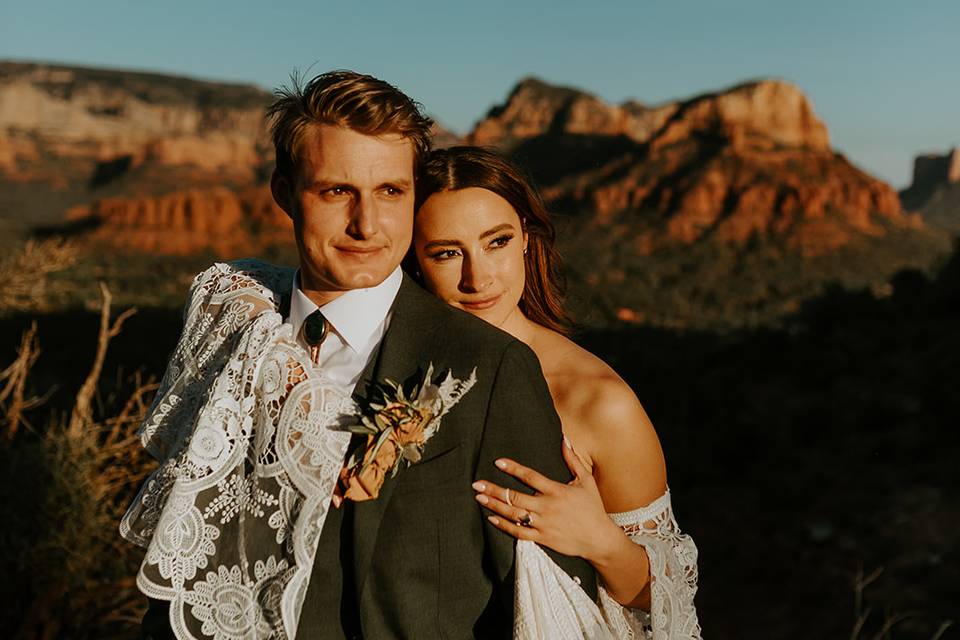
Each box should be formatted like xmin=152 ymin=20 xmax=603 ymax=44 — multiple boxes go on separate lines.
xmin=900 ymin=147 xmax=960 ymax=231
xmin=468 ymin=76 xmax=912 ymax=255
xmin=65 ymin=186 xmax=292 ymax=256
xmin=0 ymin=61 xmax=273 ymax=185
xmin=469 ymin=76 xmax=830 ymax=151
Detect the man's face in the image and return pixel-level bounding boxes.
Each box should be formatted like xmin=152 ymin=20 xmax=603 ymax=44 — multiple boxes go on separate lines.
xmin=273 ymin=124 xmax=415 ymax=301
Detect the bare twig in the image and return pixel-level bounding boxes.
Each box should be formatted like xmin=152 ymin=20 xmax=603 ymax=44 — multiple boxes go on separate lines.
xmin=67 ymin=283 xmax=137 ymax=438
xmin=0 ymin=322 xmax=44 ymax=439
xmin=930 ymin=620 xmax=954 ymax=640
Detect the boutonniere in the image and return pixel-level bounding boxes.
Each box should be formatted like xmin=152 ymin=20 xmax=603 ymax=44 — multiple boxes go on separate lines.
xmin=339 ymin=363 xmax=476 ymax=502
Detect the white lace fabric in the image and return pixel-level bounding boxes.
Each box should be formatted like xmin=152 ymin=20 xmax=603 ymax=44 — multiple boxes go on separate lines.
xmin=121 ymin=261 xmax=362 ymax=639
xmin=514 ymin=490 xmax=702 ymax=640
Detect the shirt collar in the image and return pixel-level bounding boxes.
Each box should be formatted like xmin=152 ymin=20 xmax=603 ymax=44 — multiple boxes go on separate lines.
xmin=288 ymin=267 xmax=403 ymax=353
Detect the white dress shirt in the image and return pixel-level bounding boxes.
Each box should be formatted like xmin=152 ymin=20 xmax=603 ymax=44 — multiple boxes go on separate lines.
xmin=286 ymin=267 xmax=403 ymax=389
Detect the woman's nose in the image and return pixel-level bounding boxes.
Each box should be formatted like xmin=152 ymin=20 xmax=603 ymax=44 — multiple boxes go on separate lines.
xmin=459 ymin=255 xmax=493 ymax=292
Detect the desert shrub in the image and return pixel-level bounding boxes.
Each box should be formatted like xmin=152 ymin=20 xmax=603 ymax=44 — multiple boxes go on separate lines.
xmin=0 ymin=286 xmax=155 ymax=639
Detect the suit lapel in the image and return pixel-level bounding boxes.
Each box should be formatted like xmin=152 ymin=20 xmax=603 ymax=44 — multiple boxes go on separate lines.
xmin=349 ymin=274 xmax=444 ymax=597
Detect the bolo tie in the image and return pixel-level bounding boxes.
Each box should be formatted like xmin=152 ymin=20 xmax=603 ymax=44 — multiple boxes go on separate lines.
xmin=302 ymin=309 xmax=329 ymax=364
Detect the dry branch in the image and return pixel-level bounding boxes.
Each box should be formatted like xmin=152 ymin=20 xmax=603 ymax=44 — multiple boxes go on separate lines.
xmin=0 ymin=322 xmax=43 ymax=439
xmin=67 ymin=283 xmax=137 ymax=439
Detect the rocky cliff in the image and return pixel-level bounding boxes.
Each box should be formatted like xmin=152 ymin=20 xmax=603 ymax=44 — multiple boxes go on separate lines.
xmin=0 ymin=61 xmax=272 ymax=185
xmin=0 ymin=63 xmax=928 ymax=258
xmin=469 ymin=77 xmax=914 ymax=255
xmin=900 ymin=147 xmax=960 ymax=231
xmin=65 ymin=186 xmax=291 ymax=255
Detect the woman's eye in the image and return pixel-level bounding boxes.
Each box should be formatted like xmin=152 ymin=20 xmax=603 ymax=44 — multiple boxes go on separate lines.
xmin=489 ymin=234 xmax=514 ymax=249
xmin=429 ymin=249 xmax=461 ymax=261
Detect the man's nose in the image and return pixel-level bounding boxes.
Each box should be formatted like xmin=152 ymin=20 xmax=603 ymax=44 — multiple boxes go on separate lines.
xmin=346 ymin=196 xmax=378 ymax=240
xmin=459 ymin=254 xmax=493 ymax=293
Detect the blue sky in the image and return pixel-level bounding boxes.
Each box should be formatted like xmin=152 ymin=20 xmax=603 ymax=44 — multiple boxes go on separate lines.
xmin=2 ymin=0 xmax=957 ymax=187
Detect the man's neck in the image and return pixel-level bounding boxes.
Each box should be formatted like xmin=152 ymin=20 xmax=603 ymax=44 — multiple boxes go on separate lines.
xmin=299 ymin=286 xmax=347 ymax=308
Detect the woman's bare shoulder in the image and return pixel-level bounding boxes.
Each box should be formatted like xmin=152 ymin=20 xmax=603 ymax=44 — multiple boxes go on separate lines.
xmin=537 ymin=331 xmax=667 ymax=512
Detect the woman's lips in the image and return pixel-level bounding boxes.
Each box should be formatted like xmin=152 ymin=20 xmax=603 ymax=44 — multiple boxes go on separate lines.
xmin=460 ymin=293 xmax=502 ymax=311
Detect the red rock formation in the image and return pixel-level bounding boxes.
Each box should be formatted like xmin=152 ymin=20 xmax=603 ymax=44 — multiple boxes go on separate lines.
xmin=0 ymin=62 xmax=272 ymax=184
xmin=67 ymin=186 xmax=292 ymax=255
xmin=470 ymin=77 xmax=911 ymax=255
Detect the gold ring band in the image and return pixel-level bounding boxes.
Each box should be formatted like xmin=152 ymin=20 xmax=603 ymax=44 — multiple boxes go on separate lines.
xmin=505 ymin=488 xmax=513 ymax=507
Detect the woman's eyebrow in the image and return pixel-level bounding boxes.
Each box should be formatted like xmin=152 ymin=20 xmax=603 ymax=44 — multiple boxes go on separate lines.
xmin=478 ymin=223 xmax=515 ymax=239
xmin=423 ymin=238 xmax=464 ymax=250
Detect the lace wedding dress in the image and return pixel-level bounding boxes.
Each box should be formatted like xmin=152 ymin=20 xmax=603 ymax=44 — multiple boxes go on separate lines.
xmin=514 ymin=491 xmax=702 ymax=639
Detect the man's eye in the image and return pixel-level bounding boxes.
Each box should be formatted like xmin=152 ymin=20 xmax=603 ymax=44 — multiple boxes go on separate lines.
xmin=383 ymin=186 xmax=404 ymax=197
xmin=326 ymin=187 xmax=350 ymax=197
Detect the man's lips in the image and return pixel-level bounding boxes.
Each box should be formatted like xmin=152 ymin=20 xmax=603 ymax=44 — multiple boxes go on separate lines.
xmin=335 ymin=245 xmax=386 ymax=256
xmin=460 ymin=293 xmax=503 ymax=310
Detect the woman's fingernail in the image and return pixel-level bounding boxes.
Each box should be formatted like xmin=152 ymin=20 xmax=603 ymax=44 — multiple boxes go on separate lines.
xmin=564 ymin=435 xmax=573 ymax=449
xmin=495 ymin=459 xmax=508 ymax=469
xmin=488 ymin=516 xmax=500 ymax=525
xmin=472 ymin=481 xmax=486 ymax=492
xmin=475 ymin=494 xmax=489 ymax=505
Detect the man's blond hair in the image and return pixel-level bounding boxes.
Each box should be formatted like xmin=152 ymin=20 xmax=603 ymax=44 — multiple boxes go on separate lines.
xmin=267 ymin=70 xmax=433 ymax=180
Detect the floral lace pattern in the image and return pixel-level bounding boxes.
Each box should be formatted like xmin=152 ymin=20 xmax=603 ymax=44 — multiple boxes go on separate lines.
xmin=514 ymin=490 xmax=701 ymax=640
xmin=121 ymin=260 xmax=478 ymax=639
xmin=120 ymin=261 xmax=356 ymax=639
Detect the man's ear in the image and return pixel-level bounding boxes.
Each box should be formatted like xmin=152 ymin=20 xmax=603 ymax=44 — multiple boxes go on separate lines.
xmin=270 ymin=169 xmax=295 ymax=220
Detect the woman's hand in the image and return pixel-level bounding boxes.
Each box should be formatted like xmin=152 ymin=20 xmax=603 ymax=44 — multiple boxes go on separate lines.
xmin=473 ymin=437 xmax=624 ymax=562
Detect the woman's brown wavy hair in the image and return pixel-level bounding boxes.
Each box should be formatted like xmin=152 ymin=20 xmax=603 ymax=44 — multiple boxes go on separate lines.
xmin=414 ymin=146 xmax=572 ymax=335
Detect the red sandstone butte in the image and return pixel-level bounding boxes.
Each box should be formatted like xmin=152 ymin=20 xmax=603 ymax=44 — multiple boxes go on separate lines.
xmin=469 ymin=77 xmax=913 ymax=255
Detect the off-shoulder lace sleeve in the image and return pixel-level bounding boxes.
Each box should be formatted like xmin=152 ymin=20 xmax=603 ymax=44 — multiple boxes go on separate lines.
xmin=599 ymin=489 xmax=702 ymax=640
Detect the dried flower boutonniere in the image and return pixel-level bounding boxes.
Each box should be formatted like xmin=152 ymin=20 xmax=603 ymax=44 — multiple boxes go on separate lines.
xmin=339 ymin=363 xmax=476 ymax=502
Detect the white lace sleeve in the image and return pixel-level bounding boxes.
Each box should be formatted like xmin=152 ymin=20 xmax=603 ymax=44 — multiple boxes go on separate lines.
xmin=598 ymin=489 xmax=703 ymax=639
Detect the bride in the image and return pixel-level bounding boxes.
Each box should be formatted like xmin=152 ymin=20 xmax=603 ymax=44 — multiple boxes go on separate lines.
xmin=411 ymin=146 xmax=702 ymax=639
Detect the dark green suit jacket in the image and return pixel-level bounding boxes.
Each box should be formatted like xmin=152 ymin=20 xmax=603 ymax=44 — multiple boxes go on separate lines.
xmin=296 ymin=275 xmax=597 ymax=639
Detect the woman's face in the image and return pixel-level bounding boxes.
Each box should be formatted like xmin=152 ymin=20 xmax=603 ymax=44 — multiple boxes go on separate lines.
xmin=414 ymin=187 xmax=528 ymax=329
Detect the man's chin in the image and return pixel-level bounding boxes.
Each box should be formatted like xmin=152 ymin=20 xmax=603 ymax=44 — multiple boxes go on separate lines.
xmin=338 ymin=270 xmax=394 ymax=290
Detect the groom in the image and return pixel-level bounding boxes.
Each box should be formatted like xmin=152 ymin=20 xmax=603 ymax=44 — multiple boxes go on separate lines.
xmin=266 ymin=71 xmax=593 ymax=637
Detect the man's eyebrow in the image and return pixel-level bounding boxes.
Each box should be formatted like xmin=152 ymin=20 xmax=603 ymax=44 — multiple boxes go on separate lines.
xmin=303 ymin=179 xmax=348 ymax=191
xmin=381 ymin=178 xmax=413 ymax=189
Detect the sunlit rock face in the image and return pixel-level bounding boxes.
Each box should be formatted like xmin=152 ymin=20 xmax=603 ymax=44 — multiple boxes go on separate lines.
xmin=0 ymin=61 xmax=272 ymax=183
xmin=468 ymin=76 xmax=912 ymax=256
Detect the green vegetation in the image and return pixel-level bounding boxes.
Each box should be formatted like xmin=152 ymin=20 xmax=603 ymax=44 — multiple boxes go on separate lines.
xmin=560 ymin=212 xmax=952 ymax=330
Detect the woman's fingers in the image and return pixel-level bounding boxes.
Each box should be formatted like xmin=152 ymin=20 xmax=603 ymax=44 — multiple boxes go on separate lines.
xmin=474 ymin=490 xmax=533 ymax=525
xmin=472 ymin=480 xmax=536 ymax=512
xmin=487 ymin=515 xmax=539 ymax=541
xmin=494 ymin=457 xmax=558 ymax=494
xmin=561 ymin=436 xmax=589 ymax=480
